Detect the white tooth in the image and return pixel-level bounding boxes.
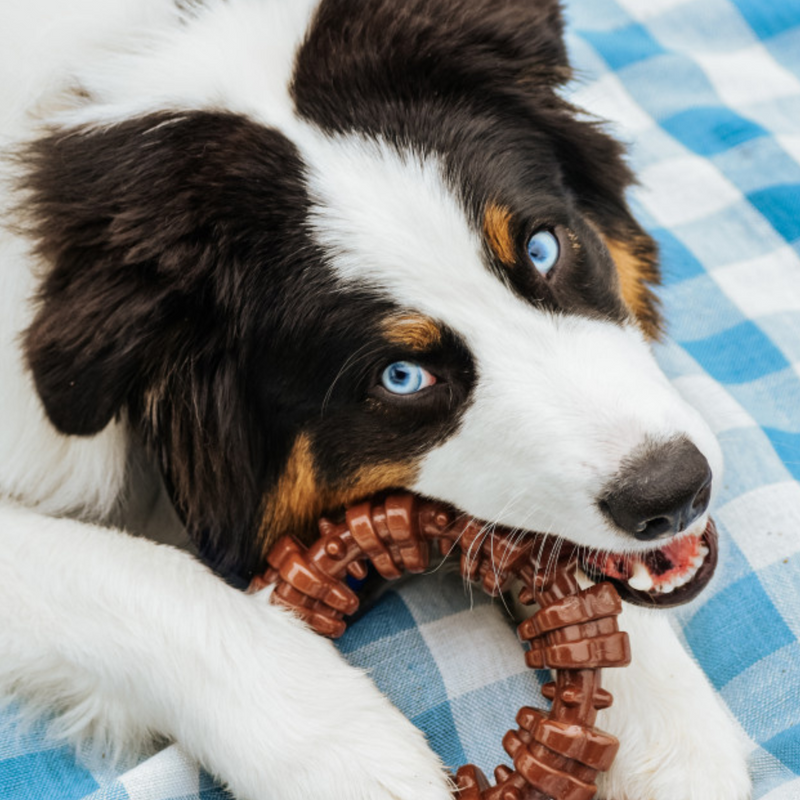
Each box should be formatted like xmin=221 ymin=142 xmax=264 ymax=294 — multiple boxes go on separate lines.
xmin=628 ymin=561 xmax=654 ymax=591
xmin=652 ymin=540 xmax=712 ymax=595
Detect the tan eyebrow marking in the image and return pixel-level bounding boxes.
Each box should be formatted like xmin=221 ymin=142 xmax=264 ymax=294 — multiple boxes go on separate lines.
xmin=483 ymin=202 xmax=516 ymax=267
xmin=383 ymin=314 xmax=442 ymax=351
xmin=601 ymin=234 xmax=663 ymax=341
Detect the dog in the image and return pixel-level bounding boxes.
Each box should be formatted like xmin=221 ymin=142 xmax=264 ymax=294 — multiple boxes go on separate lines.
xmin=0 ymin=1 xmax=752 ymax=798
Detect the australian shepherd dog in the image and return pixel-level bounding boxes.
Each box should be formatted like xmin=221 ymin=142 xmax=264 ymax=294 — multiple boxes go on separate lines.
xmin=0 ymin=1 xmax=750 ymax=798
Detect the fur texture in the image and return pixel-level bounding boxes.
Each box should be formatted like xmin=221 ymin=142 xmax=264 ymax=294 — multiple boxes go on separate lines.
xmin=0 ymin=1 xmax=750 ymax=798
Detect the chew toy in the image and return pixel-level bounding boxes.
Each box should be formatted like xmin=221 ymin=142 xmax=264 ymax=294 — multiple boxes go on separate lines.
xmin=255 ymin=494 xmax=631 ymax=800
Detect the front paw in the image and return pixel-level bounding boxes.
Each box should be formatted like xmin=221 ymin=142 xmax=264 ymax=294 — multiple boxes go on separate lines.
xmin=270 ymin=703 xmax=454 ymax=800
xmin=182 ymin=596 xmax=453 ymax=800
xmin=596 ymin=707 xmax=751 ymax=800
xmin=595 ymin=609 xmax=751 ymax=800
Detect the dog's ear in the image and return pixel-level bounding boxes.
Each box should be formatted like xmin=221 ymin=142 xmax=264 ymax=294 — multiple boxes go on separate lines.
xmin=294 ymin=0 xmax=570 ymax=127
xmin=402 ymin=0 xmax=571 ymax=87
xmin=18 ymin=111 xmax=312 ymax=575
xmin=25 ymin=239 xmax=164 ymax=437
xmin=435 ymin=0 xmax=570 ymax=86
xmin=20 ymin=111 xmax=306 ymax=435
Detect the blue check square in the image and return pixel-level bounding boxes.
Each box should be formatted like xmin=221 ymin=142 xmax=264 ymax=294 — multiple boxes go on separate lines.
xmin=341 ymin=623 xmax=449 ymax=721
xmin=764 ymin=429 xmax=800 ymax=481
xmin=685 ymin=573 xmax=796 ymax=690
xmin=198 ymin=778 xmax=234 ymax=800
xmin=681 ymin=321 xmax=790 ymax=384
xmin=748 ymin=185 xmax=800 ymax=243
xmin=337 ymin=589 xmax=418 ymax=655
xmin=732 ymin=0 xmax=800 ymax=39
xmin=0 ymin=749 xmax=99 ymax=800
xmin=411 ymin=702 xmax=467 ymax=771
xmin=580 ymin=23 xmax=664 ymax=71
xmin=662 ymin=107 xmax=767 ymax=157
xmin=653 ymin=227 xmax=706 ymax=284
xmin=764 ymin=724 xmax=800 ymax=775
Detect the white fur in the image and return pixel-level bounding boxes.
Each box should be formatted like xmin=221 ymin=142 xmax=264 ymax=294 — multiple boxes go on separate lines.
xmin=304 ymin=138 xmax=723 ymax=553
xmin=0 ymin=1 xmax=750 ymax=799
xmin=598 ymin=603 xmax=752 ymax=800
xmin=0 ymin=505 xmax=451 ymax=800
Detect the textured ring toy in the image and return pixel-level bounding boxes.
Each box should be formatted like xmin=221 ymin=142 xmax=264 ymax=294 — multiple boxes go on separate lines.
xmin=252 ymin=493 xmax=632 ymax=800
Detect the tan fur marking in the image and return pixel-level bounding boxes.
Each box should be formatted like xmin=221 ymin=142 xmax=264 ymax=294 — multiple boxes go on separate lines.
xmin=383 ymin=314 xmax=442 ymax=351
xmin=260 ymin=433 xmax=320 ymax=547
xmin=483 ymin=203 xmax=516 ymax=266
xmin=601 ymin=234 xmax=663 ymax=340
xmin=260 ymin=433 xmax=418 ymax=551
xmin=344 ymin=462 xmax=418 ymax=509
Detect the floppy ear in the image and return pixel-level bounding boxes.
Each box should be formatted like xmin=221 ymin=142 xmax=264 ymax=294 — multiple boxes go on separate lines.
xmin=19 ymin=111 xmax=312 ymax=575
xmin=293 ymin=0 xmax=570 ymax=128
xmin=25 ymin=244 xmax=167 ymax=437
xmin=424 ymin=0 xmax=570 ymax=87
xmin=20 ymin=112 xmax=305 ymax=434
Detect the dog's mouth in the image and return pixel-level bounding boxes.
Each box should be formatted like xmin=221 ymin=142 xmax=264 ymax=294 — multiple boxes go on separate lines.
xmin=578 ymin=519 xmax=718 ymax=607
xmin=316 ymin=493 xmax=718 ymax=609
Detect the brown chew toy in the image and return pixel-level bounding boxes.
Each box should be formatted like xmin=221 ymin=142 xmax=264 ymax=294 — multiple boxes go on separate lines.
xmin=254 ymin=494 xmax=631 ymax=800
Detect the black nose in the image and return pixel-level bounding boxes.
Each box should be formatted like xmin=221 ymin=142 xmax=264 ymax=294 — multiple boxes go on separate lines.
xmin=600 ymin=437 xmax=713 ymax=541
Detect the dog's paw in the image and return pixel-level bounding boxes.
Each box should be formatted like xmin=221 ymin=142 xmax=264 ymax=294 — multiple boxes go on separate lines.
xmin=595 ymin=608 xmax=751 ymax=800
xmin=595 ymin=705 xmax=751 ymax=800
xmin=187 ymin=593 xmax=453 ymax=800
xmin=269 ymin=703 xmax=454 ymax=800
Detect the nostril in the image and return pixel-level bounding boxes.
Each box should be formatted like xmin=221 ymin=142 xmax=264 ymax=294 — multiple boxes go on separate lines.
xmin=599 ymin=436 xmax=713 ymax=541
xmin=691 ymin=475 xmax=712 ymax=518
xmin=637 ymin=516 xmax=673 ymax=540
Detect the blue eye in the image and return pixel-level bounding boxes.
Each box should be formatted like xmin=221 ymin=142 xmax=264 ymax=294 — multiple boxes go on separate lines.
xmin=526 ymin=229 xmax=560 ymax=274
xmin=381 ymin=361 xmax=436 ymax=395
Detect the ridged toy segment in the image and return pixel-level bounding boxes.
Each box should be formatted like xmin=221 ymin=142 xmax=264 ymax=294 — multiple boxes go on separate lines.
xmin=257 ymin=493 xmax=631 ymax=800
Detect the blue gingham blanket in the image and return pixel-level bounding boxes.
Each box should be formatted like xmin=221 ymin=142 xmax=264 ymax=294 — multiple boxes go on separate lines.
xmin=3 ymin=0 xmax=800 ymax=798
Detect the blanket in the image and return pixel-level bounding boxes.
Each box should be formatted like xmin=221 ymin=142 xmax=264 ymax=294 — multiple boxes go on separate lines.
xmin=3 ymin=0 xmax=799 ymax=797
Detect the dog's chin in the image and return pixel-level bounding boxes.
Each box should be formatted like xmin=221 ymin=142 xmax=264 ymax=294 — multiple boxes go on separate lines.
xmin=578 ymin=518 xmax=719 ymax=608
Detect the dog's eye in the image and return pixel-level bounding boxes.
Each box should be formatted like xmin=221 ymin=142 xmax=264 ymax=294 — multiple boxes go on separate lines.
xmin=381 ymin=361 xmax=437 ymax=395
xmin=526 ymin=229 xmax=560 ymax=274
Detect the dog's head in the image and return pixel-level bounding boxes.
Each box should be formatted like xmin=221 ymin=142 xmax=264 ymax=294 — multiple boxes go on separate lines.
xmin=19 ymin=0 xmax=721 ymax=601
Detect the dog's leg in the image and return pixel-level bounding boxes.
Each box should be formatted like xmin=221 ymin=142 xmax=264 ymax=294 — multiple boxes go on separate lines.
xmin=0 ymin=504 xmax=452 ymax=800
xmin=596 ymin=603 xmax=752 ymax=800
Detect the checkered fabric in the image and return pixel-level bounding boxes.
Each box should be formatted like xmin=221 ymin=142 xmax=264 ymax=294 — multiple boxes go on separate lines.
xmin=3 ymin=0 xmax=799 ymax=798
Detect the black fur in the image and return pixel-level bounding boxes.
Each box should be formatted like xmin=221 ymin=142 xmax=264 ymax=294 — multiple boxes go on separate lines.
xmin=20 ymin=111 xmax=474 ymax=577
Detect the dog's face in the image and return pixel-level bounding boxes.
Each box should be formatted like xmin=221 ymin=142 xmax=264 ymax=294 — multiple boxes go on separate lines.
xmin=19 ymin=0 xmax=721 ymax=598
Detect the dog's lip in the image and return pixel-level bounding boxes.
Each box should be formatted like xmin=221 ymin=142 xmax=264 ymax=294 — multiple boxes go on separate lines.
xmin=579 ymin=519 xmax=719 ymax=608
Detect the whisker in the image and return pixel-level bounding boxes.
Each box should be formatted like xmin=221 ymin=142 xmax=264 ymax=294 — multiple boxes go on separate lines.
xmin=321 ymin=342 xmax=381 ymax=417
